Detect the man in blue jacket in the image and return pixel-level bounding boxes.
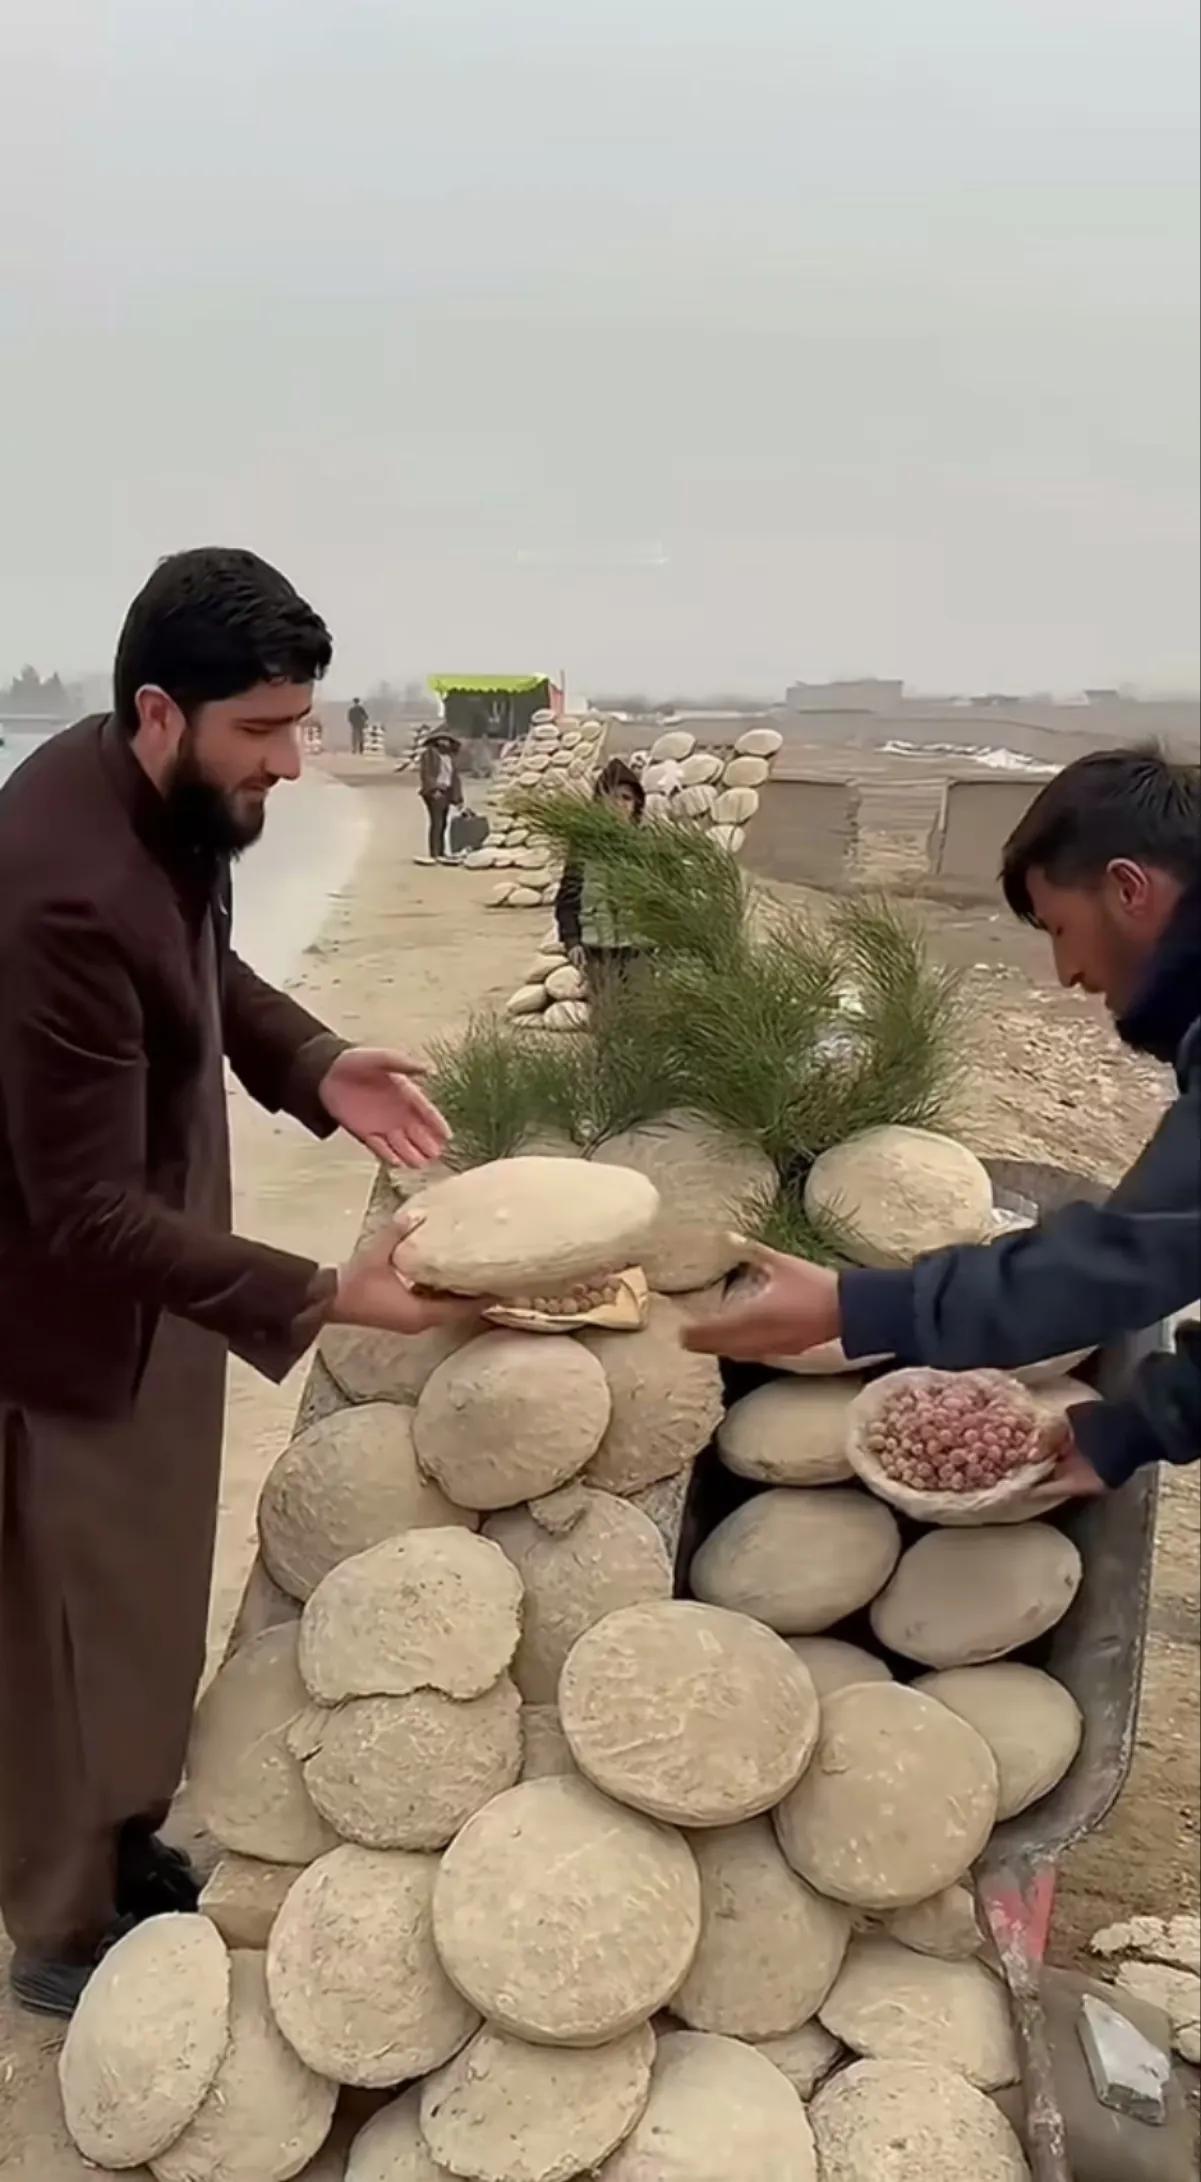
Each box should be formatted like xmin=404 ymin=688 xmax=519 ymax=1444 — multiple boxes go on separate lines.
xmin=686 ymin=747 xmax=1200 ymax=1495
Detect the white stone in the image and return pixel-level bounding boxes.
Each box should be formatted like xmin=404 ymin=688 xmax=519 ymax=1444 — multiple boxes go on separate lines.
xmin=649 ymin=731 xmax=697 ymax=762
xmin=886 ymin=1885 xmax=984 ymax=1960
xmin=749 ymin=2020 xmax=844 ymax=2099
xmin=713 ymin=786 xmax=759 ymax=825
xmin=544 ymin=962 xmax=585 ymax=1001
xmin=679 ymin=751 xmax=723 ymax=785
xmin=506 ymin=983 xmax=551 ymax=1015
xmin=722 ymin=755 xmax=770 ymax=787
xmin=319 ymin=1315 xmax=485 ymax=1409
xmin=199 ymin=1855 xmax=303 ymax=1951
xmin=736 ymin=728 xmax=783 ymax=757
xmin=710 ymin=823 xmax=746 ymax=853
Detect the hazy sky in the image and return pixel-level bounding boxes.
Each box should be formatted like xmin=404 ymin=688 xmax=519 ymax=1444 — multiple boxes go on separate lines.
xmin=2 ymin=0 xmax=1198 ymax=698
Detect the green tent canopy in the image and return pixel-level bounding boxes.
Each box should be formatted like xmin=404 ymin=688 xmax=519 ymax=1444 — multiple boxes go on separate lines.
xmin=428 ymin=675 xmax=547 ymax=696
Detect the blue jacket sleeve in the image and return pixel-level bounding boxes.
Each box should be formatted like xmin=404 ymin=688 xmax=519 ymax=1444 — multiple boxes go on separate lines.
xmin=840 ymin=1071 xmax=1201 ymax=1372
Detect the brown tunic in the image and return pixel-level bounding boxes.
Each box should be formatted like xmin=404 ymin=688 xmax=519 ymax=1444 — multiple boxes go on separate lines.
xmin=0 ymin=718 xmax=344 ymax=1958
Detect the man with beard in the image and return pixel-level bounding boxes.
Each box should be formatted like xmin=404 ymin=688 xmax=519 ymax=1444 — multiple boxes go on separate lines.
xmin=0 ymin=548 xmax=472 ymax=2015
xmin=685 ymin=747 xmax=1200 ymax=1497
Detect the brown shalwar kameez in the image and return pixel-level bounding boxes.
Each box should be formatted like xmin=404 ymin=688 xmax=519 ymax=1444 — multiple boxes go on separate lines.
xmin=0 ymin=717 xmax=345 ymax=1962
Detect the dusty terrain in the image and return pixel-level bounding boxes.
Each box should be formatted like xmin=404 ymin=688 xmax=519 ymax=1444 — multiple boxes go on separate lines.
xmin=1 ymin=759 xmax=1195 ymax=2172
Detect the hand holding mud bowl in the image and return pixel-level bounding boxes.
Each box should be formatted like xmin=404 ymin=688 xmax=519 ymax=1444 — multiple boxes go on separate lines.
xmin=331 ymin=1208 xmax=483 ymax=1336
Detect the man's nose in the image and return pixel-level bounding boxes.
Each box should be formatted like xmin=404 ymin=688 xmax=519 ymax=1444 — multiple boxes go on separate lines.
xmin=269 ymin=728 xmax=303 ymax=782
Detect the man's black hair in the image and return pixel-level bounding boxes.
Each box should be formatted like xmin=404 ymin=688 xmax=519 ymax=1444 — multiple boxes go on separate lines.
xmin=113 ymin=547 xmax=332 ymax=732
xmin=593 ymin=757 xmax=646 ymax=816
xmin=1001 ymin=745 xmax=1201 ymax=923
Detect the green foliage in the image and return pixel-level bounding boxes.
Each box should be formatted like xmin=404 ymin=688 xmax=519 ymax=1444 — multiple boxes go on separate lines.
xmin=515 ymin=793 xmax=749 ymax=967
xmin=740 ymin=1179 xmax=860 ymax=1267
xmin=433 ymin=792 xmax=972 ymax=1192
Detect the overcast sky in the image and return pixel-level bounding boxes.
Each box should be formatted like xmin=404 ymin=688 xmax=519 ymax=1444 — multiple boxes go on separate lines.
xmin=1 ymin=0 xmax=1197 ymax=699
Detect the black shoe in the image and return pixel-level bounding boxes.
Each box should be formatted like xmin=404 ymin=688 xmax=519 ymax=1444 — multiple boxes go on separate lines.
xmin=117 ymin=1826 xmax=200 ymax=1919
xmin=10 ymin=1916 xmax=136 ymax=2020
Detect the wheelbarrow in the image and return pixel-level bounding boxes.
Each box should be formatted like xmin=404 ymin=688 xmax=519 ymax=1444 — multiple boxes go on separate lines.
xmin=675 ymin=1158 xmax=1165 ymax=2182
xmin=977 ymin=1160 xmax=1162 ymax=2182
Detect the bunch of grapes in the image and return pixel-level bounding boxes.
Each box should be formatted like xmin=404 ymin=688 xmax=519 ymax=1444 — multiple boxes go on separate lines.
xmin=868 ymin=1374 xmax=1040 ymax=1494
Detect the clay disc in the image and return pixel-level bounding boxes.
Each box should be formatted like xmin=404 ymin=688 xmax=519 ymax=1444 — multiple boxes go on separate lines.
xmin=295 ymin=1677 xmax=523 ymax=1850
xmin=415 ymin=1332 xmax=612 ymax=1511
xmin=393 ymin=1156 xmax=660 ymax=1298
xmin=420 ymin=2021 xmax=655 ymax=2182
xmin=717 ymin=1379 xmax=857 ymax=1487
xmin=152 ymin=1950 xmax=338 ymax=2182
xmin=345 ymin=2088 xmax=443 ymax=2180
xmin=188 ymin=1625 xmax=338 ymax=1865
xmin=259 ymin=1403 xmax=478 ymax=1602
xmin=59 ymin=1915 xmax=231 ymax=2170
xmin=819 ymin=1937 xmax=1019 ymax=2090
xmin=484 ymin=1491 xmax=672 ymax=1704
xmin=809 ymin=2060 xmax=1030 ymax=2181
xmin=870 ymin=1524 xmax=1083 ymax=1668
xmin=559 ymin=1601 xmax=820 ymax=1826
xmin=672 ymin=1819 xmax=851 ymax=2038
xmin=596 ymin=2031 xmax=818 ymax=2181
xmin=298 ymin=1529 xmax=523 ymax=1704
xmin=774 ymin=1684 xmax=998 ymax=1910
xmin=267 ymin=1845 xmax=479 ymax=2088
xmin=432 ymin=1776 xmax=701 ymax=2046
xmin=914 ymin=1663 xmax=1083 ymax=1819
xmin=786 ymin=1638 xmax=893 ymax=1700
xmin=690 ymin=1490 xmax=901 ymax=1637
xmin=579 ymin=1296 xmax=726 ymax=1496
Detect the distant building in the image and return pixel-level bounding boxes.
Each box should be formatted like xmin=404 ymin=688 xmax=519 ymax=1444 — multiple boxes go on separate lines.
xmin=784 ymin=679 xmax=905 ymax=713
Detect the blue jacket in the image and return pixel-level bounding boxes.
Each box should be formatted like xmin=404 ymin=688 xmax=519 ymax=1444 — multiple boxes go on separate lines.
xmin=841 ymin=886 xmax=1201 ymax=1487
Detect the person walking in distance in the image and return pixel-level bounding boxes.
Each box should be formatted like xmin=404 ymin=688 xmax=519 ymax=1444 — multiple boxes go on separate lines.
xmin=0 ymin=547 xmax=474 ymax=2016
xmin=554 ymin=759 xmax=650 ymax=991
xmin=418 ymin=729 xmax=463 ymax=863
xmin=347 ymin=695 xmax=368 ymax=756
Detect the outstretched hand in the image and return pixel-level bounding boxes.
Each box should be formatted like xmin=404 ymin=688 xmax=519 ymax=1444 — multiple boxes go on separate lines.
xmin=320 ymin=1045 xmax=451 ymax=1169
xmin=681 ymin=1238 xmax=843 ymax=1361
xmin=330 ymin=1209 xmax=480 ymax=1337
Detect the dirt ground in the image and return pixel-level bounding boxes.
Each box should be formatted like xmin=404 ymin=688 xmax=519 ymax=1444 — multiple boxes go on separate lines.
xmin=1 ymin=763 xmax=1195 ymax=2172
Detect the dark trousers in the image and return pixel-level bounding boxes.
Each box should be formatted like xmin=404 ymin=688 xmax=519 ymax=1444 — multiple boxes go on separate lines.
xmin=423 ymin=793 xmax=451 ymax=859
xmin=582 ymin=946 xmax=646 ymax=997
xmin=350 ymin=723 xmax=364 ymax=756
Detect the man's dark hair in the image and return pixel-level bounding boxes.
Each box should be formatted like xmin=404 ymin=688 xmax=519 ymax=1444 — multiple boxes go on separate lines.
xmin=594 ymin=757 xmax=646 ymax=817
xmin=1001 ymin=745 xmax=1201 ymax=922
xmin=113 ymin=547 xmax=332 ymax=731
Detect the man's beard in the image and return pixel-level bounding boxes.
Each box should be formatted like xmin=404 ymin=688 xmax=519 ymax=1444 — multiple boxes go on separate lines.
xmin=162 ymin=735 xmax=266 ymax=860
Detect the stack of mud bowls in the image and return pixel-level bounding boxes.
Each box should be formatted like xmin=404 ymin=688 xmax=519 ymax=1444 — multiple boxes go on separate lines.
xmin=61 ymin=1133 xmax=1101 ymax=2179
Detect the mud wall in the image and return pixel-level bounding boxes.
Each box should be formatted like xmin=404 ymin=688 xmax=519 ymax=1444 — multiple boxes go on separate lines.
xmin=744 ymin=773 xmax=858 ymax=888
xmin=930 ymin=777 xmax=1045 ymax=900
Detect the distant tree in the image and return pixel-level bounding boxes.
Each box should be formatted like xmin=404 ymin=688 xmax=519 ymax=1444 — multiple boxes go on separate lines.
xmin=0 ymin=665 xmax=80 ymax=716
